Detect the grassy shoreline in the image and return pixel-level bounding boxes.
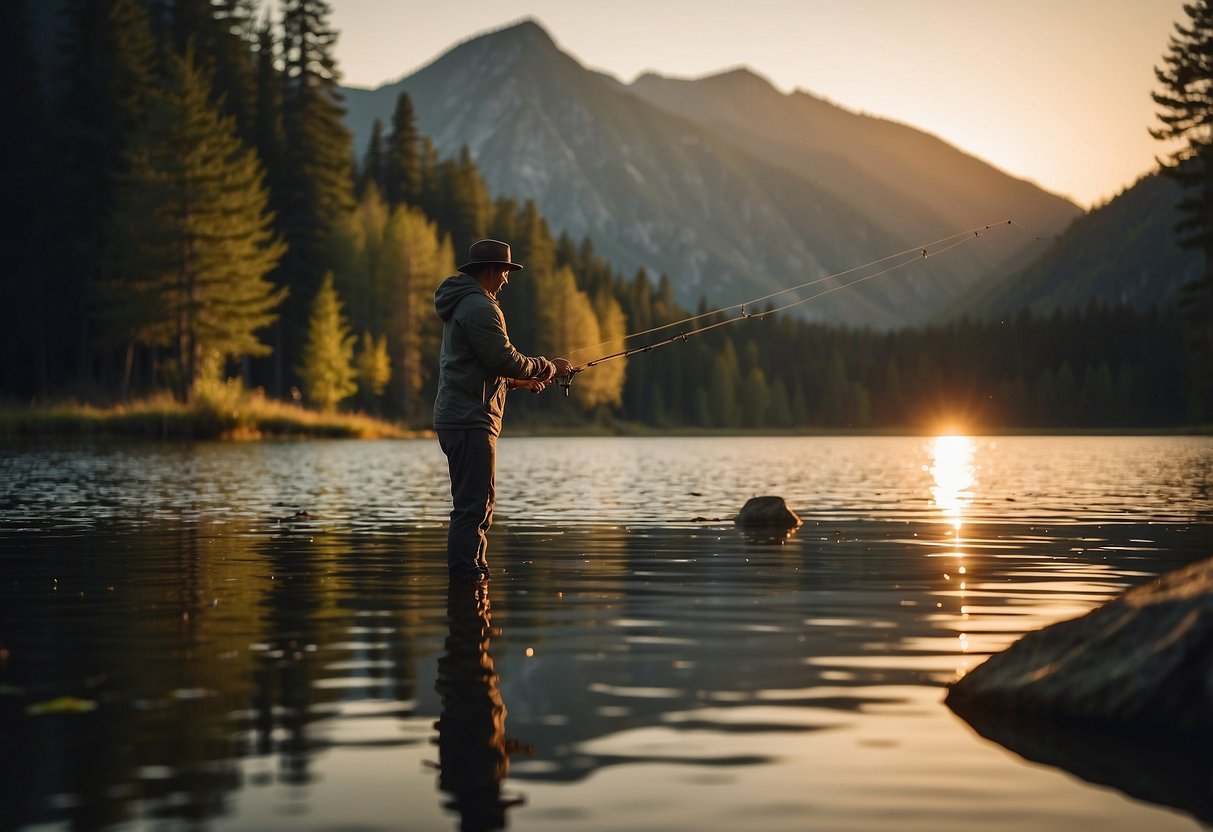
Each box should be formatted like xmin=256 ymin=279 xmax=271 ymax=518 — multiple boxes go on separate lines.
xmin=0 ymin=394 xmax=421 ymax=440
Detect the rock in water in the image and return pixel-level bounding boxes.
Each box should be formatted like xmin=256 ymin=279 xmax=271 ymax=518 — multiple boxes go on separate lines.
xmin=946 ymin=556 xmax=1213 ymax=734
xmin=734 ymin=496 xmax=802 ymax=531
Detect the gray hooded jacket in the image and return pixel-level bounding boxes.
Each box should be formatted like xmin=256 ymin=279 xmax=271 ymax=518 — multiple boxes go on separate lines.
xmin=432 ymin=273 xmax=556 ymax=437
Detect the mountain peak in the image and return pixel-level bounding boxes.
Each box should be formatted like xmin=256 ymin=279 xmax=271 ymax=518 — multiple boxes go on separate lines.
xmin=701 ymin=66 xmax=778 ymax=92
xmin=460 ymin=17 xmax=560 ymax=54
xmin=423 ymin=17 xmax=574 ymax=84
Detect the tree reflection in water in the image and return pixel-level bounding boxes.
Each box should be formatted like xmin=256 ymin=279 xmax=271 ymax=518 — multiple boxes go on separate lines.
xmin=435 ymin=580 xmax=528 ymax=832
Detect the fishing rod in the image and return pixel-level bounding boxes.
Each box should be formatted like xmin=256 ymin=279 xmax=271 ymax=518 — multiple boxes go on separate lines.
xmin=552 ymin=220 xmax=1024 ymax=396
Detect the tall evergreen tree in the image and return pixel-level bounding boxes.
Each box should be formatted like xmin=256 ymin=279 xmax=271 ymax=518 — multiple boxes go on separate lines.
xmin=1152 ymin=0 xmax=1213 ymax=414
xmin=278 ymin=0 xmax=356 ymax=393
xmin=246 ymin=12 xmax=291 ymax=393
xmin=500 ymin=200 xmax=553 ymax=354
xmin=102 ymin=47 xmax=287 ymax=403
xmin=299 ymin=272 xmax=357 ymax=411
xmin=416 ymin=135 xmax=442 ymax=218
xmin=54 ymin=0 xmax=159 ymax=388
xmin=253 ymin=13 xmax=287 ymax=197
xmin=382 ymin=90 xmax=421 ymax=207
xmin=167 ymin=0 xmax=260 ymax=146
xmin=435 ymin=146 xmax=492 ymax=254
xmin=358 ymin=117 xmax=385 ymax=198
xmin=388 ymin=208 xmax=449 ymax=423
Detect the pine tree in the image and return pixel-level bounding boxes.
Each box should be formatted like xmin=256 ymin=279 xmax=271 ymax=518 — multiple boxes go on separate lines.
xmin=102 ymin=47 xmax=287 ymax=403
xmin=299 ymin=273 xmax=357 ymax=411
xmin=355 ymin=331 xmax=391 ymax=409
xmin=383 ymin=90 xmax=421 ymax=207
xmin=54 ymin=0 xmax=159 ymax=388
xmin=279 ymin=0 xmax=356 ymax=393
xmin=281 ymin=0 xmax=354 ymax=240
xmin=582 ymin=289 xmax=627 ymax=410
xmin=436 ymin=146 xmax=492 ymax=253
xmin=253 ymin=14 xmax=287 ymax=198
xmin=358 ymin=118 xmax=385 ymax=198
xmin=499 ymin=200 xmax=553 ymax=354
xmin=389 ymin=208 xmax=450 ymax=422
xmin=167 ymin=0 xmax=259 ymax=144
xmin=416 ymin=136 xmax=442 ymax=218
xmin=1152 ymin=1 xmax=1213 ymax=415
xmin=489 ymin=196 xmax=520 ymax=243
xmin=333 ymin=184 xmax=391 ymax=335
xmin=1153 ymin=1 xmax=1213 ymax=265
xmin=535 ymin=267 xmax=625 ymax=412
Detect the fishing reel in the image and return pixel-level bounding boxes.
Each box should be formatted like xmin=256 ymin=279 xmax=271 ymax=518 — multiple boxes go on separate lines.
xmin=553 ymin=369 xmax=580 ymax=397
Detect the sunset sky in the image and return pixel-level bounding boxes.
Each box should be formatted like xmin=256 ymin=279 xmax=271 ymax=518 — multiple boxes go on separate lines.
xmin=323 ymin=0 xmax=1185 ymax=209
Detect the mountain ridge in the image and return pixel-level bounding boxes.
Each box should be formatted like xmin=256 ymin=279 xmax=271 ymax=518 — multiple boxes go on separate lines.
xmin=941 ymin=172 xmax=1200 ymax=320
xmin=627 ymin=67 xmax=1079 ymax=273
xmin=341 ymin=19 xmax=1080 ymax=327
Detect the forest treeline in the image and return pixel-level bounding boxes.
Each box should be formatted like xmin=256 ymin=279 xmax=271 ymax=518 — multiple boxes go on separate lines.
xmin=0 ymin=0 xmax=1199 ymax=429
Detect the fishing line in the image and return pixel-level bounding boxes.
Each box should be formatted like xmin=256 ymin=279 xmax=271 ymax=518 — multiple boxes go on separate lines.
xmin=566 ymin=221 xmax=1013 ymax=363
xmin=554 ymin=220 xmax=1020 ymax=394
xmin=1009 ymin=220 xmax=1058 ymax=241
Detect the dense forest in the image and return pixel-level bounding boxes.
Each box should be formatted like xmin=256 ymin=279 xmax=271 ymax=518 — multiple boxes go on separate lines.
xmin=0 ymin=0 xmax=1201 ymax=430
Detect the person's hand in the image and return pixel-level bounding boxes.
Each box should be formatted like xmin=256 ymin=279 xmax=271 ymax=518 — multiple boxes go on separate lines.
xmin=513 ymin=378 xmax=547 ymax=394
xmin=552 ymin=358 xmax=573 ymax=377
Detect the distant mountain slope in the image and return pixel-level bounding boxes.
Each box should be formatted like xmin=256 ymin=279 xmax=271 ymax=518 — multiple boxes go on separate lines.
xmin=941 ymin=173 xmax=1202 ymax=319
xmin=629 ymin=68 xmax=1080 ymax=276
xmin=342 ymin=20 xmax=1078 ymax=327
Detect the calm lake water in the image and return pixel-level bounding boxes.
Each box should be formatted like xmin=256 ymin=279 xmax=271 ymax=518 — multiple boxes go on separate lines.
xmin=1 ymin=435 xmax=1211 ymax=831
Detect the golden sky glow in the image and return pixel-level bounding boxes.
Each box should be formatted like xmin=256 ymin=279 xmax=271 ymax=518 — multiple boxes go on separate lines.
xmin=324 ymin=0 xmax=1184 ymax=209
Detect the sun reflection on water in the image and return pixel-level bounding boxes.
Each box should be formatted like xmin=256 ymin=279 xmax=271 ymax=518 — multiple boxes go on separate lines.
xmin=925 ymin=434 xmax=978 ymax=677
xmin=926 ymin=434 xmax=976 ymax=531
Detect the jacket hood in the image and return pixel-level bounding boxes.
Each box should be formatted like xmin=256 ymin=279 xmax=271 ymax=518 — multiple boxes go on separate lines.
xmin=434 ymin=274 xmax=487 ymax=322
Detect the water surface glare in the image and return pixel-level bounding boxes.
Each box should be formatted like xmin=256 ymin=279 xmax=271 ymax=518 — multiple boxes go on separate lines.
xmin=1 ymin=436 xmax=1211 ymax=831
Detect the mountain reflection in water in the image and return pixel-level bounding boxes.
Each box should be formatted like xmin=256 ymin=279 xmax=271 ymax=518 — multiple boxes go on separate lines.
xmin=0 ymin=436 xmax=1210 ymax=831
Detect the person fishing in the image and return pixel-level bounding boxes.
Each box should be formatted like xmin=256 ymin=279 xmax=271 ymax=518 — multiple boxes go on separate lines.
xmin=433 ymin=239 xmax=573 ymax=581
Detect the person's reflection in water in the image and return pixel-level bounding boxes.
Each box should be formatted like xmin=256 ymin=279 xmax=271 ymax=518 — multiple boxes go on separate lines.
xmin=435 ymin=579 xmax=527 ymax=831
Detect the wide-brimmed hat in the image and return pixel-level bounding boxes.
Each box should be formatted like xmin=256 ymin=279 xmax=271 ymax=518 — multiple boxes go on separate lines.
xmin=458 ymin=239 xmax=524 ymax=274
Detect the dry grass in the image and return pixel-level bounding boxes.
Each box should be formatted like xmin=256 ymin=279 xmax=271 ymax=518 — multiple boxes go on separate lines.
xmin=0 ymin=385 xmax=418 ymax=440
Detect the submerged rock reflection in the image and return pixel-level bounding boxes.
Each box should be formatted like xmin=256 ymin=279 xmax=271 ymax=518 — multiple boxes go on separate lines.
xmin=948 ymin=704 xmax=1213 ymax=825
xmin=435 ymin=580 xmax=527 ymax=832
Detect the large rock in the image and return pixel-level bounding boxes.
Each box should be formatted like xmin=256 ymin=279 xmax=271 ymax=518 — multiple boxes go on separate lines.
xmin=734 ymin=496 xmax=802 ymax=531
xmin=946 ymin=556 xmax=1213 ymax=734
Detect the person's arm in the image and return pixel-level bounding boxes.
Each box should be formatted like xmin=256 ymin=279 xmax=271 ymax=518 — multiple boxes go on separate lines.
xmin=462 ymin=298 xmax=561 ymax=381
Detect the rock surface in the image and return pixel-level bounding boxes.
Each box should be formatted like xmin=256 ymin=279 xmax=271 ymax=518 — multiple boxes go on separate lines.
xmin=946 ymin=556 xmax=1213 ymax=734
xmin=734 ymin=497 xmax=802 ymax=531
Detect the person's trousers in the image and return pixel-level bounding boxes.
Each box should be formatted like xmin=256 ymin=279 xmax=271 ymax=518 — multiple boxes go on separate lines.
xmin=438 ymin=428 xmax=496 ymax=577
